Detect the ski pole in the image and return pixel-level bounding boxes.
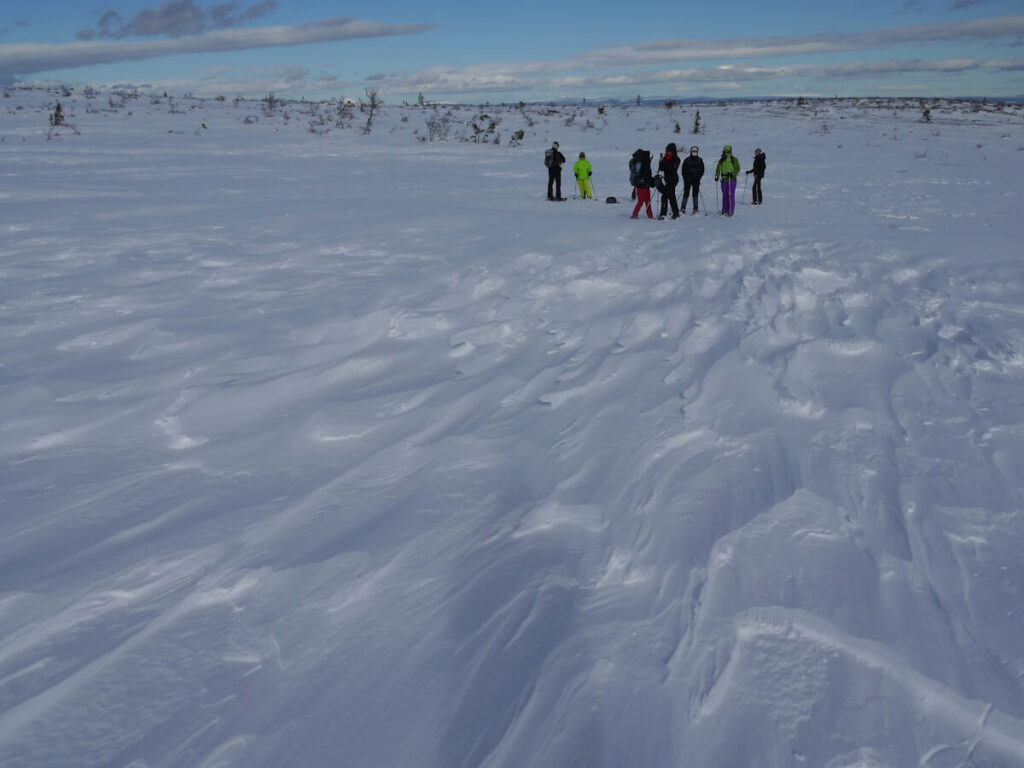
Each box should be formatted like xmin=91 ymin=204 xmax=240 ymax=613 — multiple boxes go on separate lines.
xmin=590 ymin=176 xmax=597 ymax=199
xmin=700 ymin=188 xmax=708 ymax=216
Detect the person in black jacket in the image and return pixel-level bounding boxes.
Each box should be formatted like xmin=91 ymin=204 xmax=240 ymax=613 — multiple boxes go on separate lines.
xmin=746 ymin=148 xmax=766 ymax=205
xmin=657 ymin=143 xmax=681 ymax=219
xmin=546 ymin=141 xmax=566 ymax=200
xmin=680 ymin=146 xmax=705 ymax=214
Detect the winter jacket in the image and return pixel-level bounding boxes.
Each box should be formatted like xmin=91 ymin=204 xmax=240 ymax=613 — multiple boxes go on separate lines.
xmin=681 ymin=155 xmax=705 ymax=183
xmin=658 ymin=152 xmax=680 ymax=186
xmin=748 ymin=153 xmax=766 ymax=178
xmin=715 ymin=147 xmax=740 ymax=181
xmin=574 ymin=157 xmax=593 ymax=180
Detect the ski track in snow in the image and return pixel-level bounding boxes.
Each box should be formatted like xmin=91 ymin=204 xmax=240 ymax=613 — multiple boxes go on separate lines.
xmin=2 ymin=93 xmax=1024 ymax=767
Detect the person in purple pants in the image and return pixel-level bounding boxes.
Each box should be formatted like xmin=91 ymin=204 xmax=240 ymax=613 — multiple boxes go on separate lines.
xmin=714 ymin=145 xmax=741 ymax=216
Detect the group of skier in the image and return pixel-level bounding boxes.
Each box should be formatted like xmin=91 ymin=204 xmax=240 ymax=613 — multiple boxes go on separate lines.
xmin=544 ymin=141 xmax=767 ymax=218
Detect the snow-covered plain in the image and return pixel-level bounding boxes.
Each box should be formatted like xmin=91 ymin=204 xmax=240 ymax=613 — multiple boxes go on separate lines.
xmin=2 ymin=90 xmax=1024 ymax=767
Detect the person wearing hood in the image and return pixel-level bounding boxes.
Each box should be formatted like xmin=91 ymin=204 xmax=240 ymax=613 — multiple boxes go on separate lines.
xmin=657 ymin=143 xmax=681 ymax=219
xmin=714 ymin=145 xmax=741 ymax=216
xmin=574 ymin=151 xmax=594 ymax=199
xmin=746 ymin=148 xmax=766 ymax=205
xmin=545 ymin=141 xmax=566 ymax=200
xmin=629 ymin=148 xmax=654 ymax=219
xmin=680 ymin=146 xmax=705 ymax=215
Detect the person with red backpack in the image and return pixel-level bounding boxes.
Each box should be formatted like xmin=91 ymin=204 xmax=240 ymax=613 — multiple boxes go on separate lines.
xmin=629 ymin=148 xmax=654 ymax=219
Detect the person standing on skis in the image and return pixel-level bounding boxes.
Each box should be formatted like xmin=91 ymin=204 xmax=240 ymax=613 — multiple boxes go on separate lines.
xmin=629 ymin=148 xmax=654 ymax=219
xmin=545 ymin=141 xmax=566 ymax=201
xmin=657 ymin=143 xmax=681 ymax=219
xmin=715 ymin=145 xmax=741 ymax=216
xmin=680 ymin=146 xmax=705 ymax=215
xmin=574 ymin=151 xmax=594 ymax=199
xmin=746 ymin=148 xmax=766 ymax=205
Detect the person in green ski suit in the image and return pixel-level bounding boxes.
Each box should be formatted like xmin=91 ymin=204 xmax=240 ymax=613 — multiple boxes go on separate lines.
xmin=574 ymin=152 xmax=593 ymax=199
xmin=715 ymin=145 xmax=741 ymax=216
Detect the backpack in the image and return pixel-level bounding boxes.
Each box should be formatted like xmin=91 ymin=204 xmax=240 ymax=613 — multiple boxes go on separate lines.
xmin=544 ymin=148 xmax=554 ymax=168
xmin=629 ymin=150 xmax=652 ymax=188
xmin=629 ymin=156 xmax=643 ymax=186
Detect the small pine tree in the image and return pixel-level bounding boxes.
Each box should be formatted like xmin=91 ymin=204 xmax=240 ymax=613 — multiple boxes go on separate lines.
xmin=691 ymin=110 xmax=701 ymax=135
xmin=921 ymin=107 xmax=931 ymax=123
xmin=361 ymin=88 xmax=383 ymax=134
xmin=49 ymin=102 xmax=64 ymax=126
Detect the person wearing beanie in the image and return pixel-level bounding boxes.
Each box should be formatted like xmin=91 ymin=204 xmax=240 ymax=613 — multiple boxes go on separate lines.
xmin=680 ymin=146 xmax=705 ymax=214
xmin=745 ymin=148 xmax=767 ymax=205
xmin=545 ymin=141 xmax=566 ymax=200
xmin=714 ymin=145 xmax=741 ymax=216
xmin=657 ymin=143 xmax=681 ymax=219
xmin=574 ymin=151 xmax=594 ymax=199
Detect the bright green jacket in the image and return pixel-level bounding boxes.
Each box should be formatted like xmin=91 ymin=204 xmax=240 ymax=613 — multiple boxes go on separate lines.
xmin=715 ymin=154 xmax=740 ymax=180
xmin=573 ymin=158 xmax=592 ymax=180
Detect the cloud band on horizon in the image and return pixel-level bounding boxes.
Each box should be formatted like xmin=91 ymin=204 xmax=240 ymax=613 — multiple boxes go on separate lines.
xmin=573 ymin=15 xmax=1024 ymax=68
xmin=0 ymin=17 xmax=434 ymax=78
xmin=359 ymin=15 xmax=1024 ymax=96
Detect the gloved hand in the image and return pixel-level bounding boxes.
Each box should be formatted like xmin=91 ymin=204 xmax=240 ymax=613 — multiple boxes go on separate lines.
xmin=746 ymin=170 xmax=752 ymax=175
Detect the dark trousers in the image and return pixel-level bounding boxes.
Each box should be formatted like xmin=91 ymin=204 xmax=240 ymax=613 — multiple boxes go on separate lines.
xmin=752 ymin=175 xmax=763 ymax=204
xmin=547 ymin=167 xmax=562 ymax=200
xmin=682 ymin=179 xmax=701 ymax=211
xmin=660 ymin=183 xmax=679 ymax=218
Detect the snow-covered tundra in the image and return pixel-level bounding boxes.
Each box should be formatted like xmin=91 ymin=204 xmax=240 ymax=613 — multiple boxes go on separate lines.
xmin=2 ymin=89 xmax=1024 ymax=767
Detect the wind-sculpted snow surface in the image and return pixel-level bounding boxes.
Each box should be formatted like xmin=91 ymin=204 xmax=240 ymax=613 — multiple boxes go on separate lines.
xmin=2 ymin=92 xmax=1024 ymax=767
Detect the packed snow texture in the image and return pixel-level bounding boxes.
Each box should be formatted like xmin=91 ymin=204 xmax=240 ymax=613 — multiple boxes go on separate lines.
xmin=2 ymin=91 xmax=1024 ymax=767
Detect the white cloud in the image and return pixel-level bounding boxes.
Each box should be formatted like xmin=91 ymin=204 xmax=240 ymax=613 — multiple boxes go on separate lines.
xmin=0 ymin=17 xmax=433 ymax=77
xmin=574 ymin=16 xmax=1024 ymax=68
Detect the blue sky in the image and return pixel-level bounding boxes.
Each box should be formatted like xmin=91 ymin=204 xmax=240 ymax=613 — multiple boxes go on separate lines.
xmin=2 ymin=0 xmax=1023 ymax=101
